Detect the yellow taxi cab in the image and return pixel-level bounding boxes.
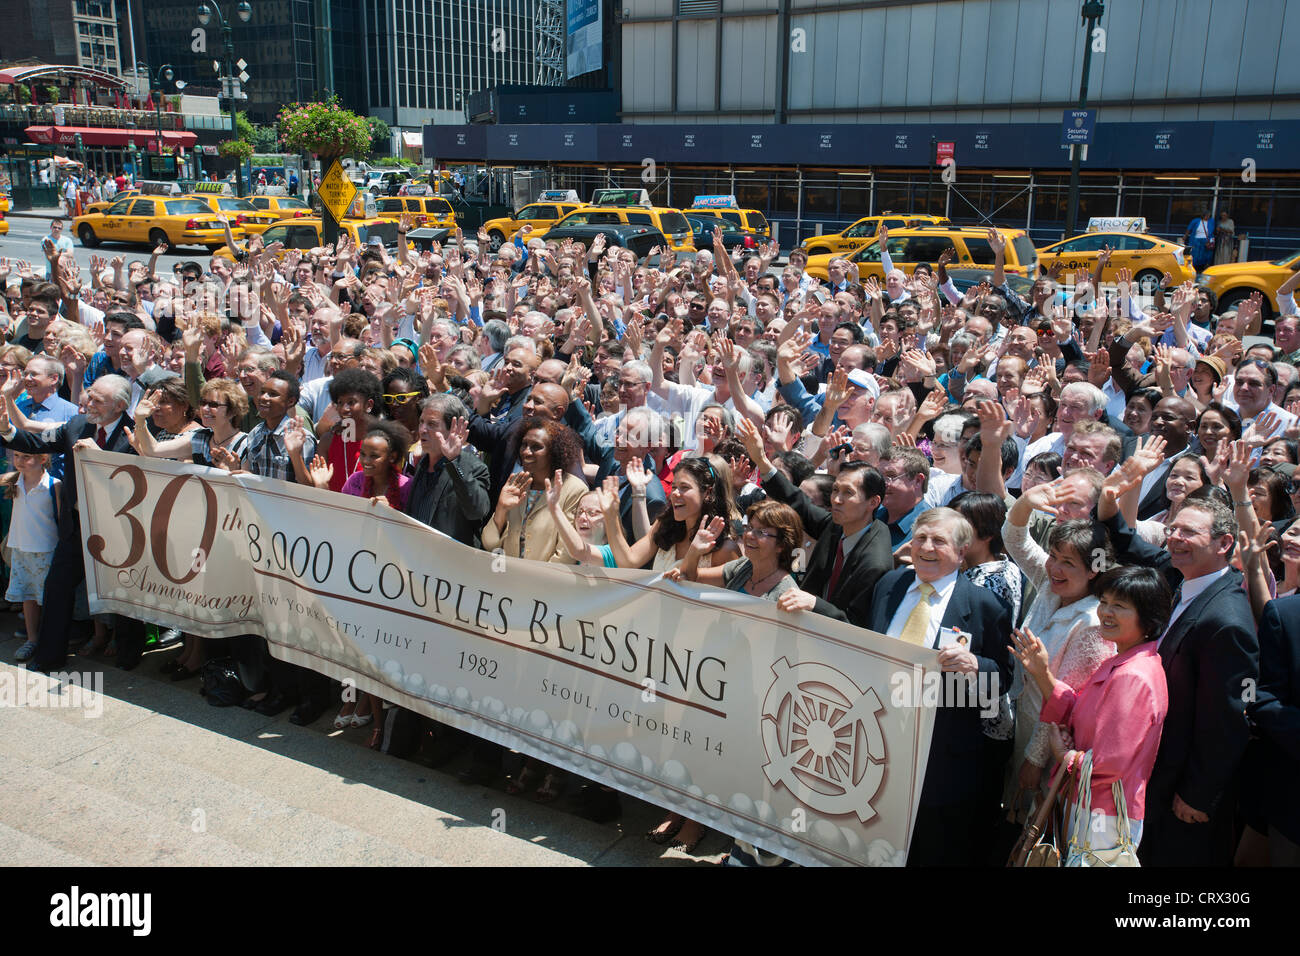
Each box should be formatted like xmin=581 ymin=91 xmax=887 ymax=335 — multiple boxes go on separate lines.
xmin=804 ymin=225 xmax=1037 ymax=282
xmin=1037 ymin=221 xmax=1195 ymax=295
xmin=0 ymin=192 xmax=8 ymax=236
xmin=801 ymin=214 xmax=950 ymax=257
xmin=1198 ymin=250 xmax=1300 ymax=322
xmin=686 ymin=195 xmax=771 ymax=238
xmin=375 ymin=195 xmax=457 ymax=229
xmin=482 ymin=191 xmax=584 ymax=250
xmin=246 ymin=194 xmax=314 ymax=220
xmin=82 ymin=189 xmax=141 ymax=216
xmin=185 ymin=194 xmax=279 ymax=235
xmin=212 ymin=216 xmax=398 ymax=261
xmin=537 ymin=189 xmax=695 ymax=253
xmin=74 ymin=195 xmax=242 ymax=252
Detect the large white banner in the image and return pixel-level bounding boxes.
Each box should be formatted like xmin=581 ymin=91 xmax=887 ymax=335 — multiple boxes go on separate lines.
xmin=77 ymin=450 xmax=938 ymax=866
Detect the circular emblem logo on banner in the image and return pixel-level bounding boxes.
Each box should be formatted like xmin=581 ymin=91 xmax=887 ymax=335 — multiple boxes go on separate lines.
xmin=760 ymin=657 xmax=887 ymax=823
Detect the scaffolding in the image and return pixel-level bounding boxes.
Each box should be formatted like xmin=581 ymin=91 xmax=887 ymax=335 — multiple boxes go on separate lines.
xmin=534 ymin=0 xmax=566 ymax=85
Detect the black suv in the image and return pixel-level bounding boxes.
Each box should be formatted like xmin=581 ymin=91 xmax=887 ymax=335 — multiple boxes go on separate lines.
xmin=683 ymin=213 xmax=765 ymax=253
xmin=538 ymin=222 xmax=670 ymax=261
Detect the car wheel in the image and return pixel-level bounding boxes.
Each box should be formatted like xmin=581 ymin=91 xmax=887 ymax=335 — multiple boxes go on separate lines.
xmin=78 ymin=224 xmax=100 ymax=248
xmin=488 ymin=230 xmax=505 ymax=252
xmin=1134 ymin=269 xmax=1163 ymax=297
xmin=1218 ymin=289 xmax=1273 ymax=326
xmin=149 ymin=229 xmax=173 ymax=253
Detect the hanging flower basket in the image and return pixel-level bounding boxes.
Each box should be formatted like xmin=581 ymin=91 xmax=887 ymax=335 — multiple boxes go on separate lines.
xmin=277 ymin=99 xmax=371 ymax=160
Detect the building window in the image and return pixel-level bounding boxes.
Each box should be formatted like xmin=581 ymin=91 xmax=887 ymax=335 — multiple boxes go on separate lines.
xmin=81 ymin=42 xmax=92 ymax=58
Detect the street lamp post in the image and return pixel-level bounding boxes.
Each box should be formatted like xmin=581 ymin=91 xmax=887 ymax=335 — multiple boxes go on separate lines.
xmin=1064 ymin=0 xmax=1105 ymax=238
xmin=198 ymin=1 xmax=252 ymax=196
xmin=152 ymin=64 xmax=186 ymax=180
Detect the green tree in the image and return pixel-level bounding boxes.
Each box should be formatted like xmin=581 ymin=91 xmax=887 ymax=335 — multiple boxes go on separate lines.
xmin=235 ymin=110 xmax=256 ymax=142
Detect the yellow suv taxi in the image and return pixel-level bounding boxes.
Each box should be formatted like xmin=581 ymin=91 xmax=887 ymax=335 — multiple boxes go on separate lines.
xmin=212 ymin=216 xmax=398 ymax=260
xmin=74 ymin=196 xmax=241 ymax=252
xmin=801 ymin=214 xmax=950 ymax=257
xmin=376 ymin=196 xmax=457 ymax=229
xmin=0 ymin=192 xmax=8 ymax=236
xmin=538 ymin=189 xmax=696 ymax=253
xmin=804 ymin=226 xmax=1037 ymax=282
xmin=185 ymin=194 xmax=279 ymax=235
xmin=1197 ymin=250 xmax=1300 ymax=322
xmin=247 ymin=195 xmax=313 ymax=220
xmin=686 ymin=196 xmax=771 ymax=238
xmin=482 ymin=198 xmax=585 ymax=251
xmin=1037 ymin=231 xmax=1196 ymax=296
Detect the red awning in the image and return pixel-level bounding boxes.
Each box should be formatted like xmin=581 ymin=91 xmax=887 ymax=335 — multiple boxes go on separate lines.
xmin=24 ymin=125 xmax=197 ymax=148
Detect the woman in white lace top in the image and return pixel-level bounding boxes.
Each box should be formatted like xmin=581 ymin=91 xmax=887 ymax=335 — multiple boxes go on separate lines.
xmin=1003 ymin=479 xmax=1116 ymax=808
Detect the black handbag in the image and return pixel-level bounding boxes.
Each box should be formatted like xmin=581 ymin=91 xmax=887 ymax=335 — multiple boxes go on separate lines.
xmin=199 ymin=657 xmax=246 ymax=707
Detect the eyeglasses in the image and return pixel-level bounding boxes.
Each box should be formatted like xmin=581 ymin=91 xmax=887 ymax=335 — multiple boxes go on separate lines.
xmin=383 ymin=391 xmax=421 ymax=404
xmin=743 ymin=526 xmax=779 ymax=540
xmin=199 ymin=399 xmax=229 ymax=410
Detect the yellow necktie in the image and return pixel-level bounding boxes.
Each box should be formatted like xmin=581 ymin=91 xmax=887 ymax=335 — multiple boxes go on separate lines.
xmin=899 ymin=581 xmax=936 ymax=646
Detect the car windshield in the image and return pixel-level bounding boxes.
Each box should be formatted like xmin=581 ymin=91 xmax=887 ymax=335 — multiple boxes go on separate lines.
xmin=164 ymin=200 xmax=210 ymax=215
xmin=217 ymin=198 xmax=258 ymax=211
xmin=1273 ymin=252 xmax=1300 ymax=267
xmin=277 ymin=198 xmax=310 ymax=210
xmin=355 ymin=221 xmax=398 ymax=248
xmin=657 ymin=212 xmax=690 ymax=236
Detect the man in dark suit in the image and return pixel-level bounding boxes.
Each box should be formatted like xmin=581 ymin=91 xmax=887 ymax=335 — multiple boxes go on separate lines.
xmin=867 ymin=507 xmax=1013 ymax=866
xmin=473 ymin=346 xmax=538 ymax=424
xmin=408 ymin=393 xmax=492 ymax=545
xmin=407 ymin=392 xmax=498 ymax=777
xmin=0 ymin=374 xmax=147 ymax=671
xmin=1101 ymin=497 xmax=1259 ymax=866
xmin=1134 ymin=397 xmax=1197 ymax=520
xmin=737 ymin=420 xmax=893 ymax=628
xmin=1243 ymin=596 xmax=1300 ymax=864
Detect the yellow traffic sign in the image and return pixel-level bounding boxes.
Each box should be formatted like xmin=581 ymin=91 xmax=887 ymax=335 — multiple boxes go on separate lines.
xmin=317 ymin=160 xmax=357 ymax=223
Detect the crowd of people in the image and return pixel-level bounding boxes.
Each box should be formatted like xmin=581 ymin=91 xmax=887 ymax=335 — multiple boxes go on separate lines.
xmin=0 ymin=211 xmax=1295 ymax=868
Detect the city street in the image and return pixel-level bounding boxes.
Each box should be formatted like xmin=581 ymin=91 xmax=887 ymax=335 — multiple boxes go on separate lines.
xmin=2 ymin=210 xmax=213 ymax=276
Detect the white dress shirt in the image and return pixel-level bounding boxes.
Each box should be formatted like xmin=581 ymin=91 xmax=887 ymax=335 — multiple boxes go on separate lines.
xmin=1158 ymin=566 xmax=1230 ymax=648
xmin=886 ymin=569 xmax=959 ymax=649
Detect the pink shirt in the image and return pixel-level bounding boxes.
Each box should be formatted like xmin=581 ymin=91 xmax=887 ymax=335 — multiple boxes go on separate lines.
xmin=341 ymin=470 xmax=412 ymax=512
xmin=1040 ymin=642 xmax=1168 ymax=821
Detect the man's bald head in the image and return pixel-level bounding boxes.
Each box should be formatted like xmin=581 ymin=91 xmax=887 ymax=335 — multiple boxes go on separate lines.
xmin=523 ymin=381 xmax=570 ymax=421
xmin=533 ymin=358 xmax=569 ymax=386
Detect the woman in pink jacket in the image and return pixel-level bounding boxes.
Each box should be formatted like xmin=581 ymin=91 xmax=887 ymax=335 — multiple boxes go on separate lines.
xmin=1011 ymin=566 xmax=1171 ymax=850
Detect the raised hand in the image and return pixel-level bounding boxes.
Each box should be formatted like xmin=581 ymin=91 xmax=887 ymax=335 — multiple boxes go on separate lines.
xmin=134 ymin=388 xmax=162 ymax=421
xmin=1009 ymin=626 xmax=1050 ymax=683
xmin=975 ymin=399 xmax=1013 ymax=443
xmin=498 ymin=471 xmax=532 ymax=512
xmin=1224 ymin=439 xmax=1253 ymax=494
xmin=764 ymin=409 xmax=796 ymax=450
xmin=625 ymin=455 xmax=652 ymax=493
xmin=1244 ymin=410 xmax=1281 ymax=449
xmin=735 ymin=415 xmax=767 ymax=467
xmin=1130 ymin=434 xmax=1168 ymax=476
xmin=308 ymin=454 xmax=334 ymax=490
xmin=916 ymin=387 xmax=949 ymax=423
xmin=436 ymin=416 xmax=469 ymax=461
xmin=418 ymin=341 xmax=447 ymax=393
xmin=689 ymin=515 xmax=727 ymax=555
xmin=823 ymin=367 xmax=851 ymax=411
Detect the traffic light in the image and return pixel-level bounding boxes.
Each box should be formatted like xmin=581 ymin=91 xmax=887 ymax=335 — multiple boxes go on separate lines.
xmin=74 ymin=133 xmax=83 ymax=151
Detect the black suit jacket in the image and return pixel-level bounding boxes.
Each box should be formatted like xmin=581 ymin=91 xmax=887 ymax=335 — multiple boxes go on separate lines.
xmin=404 ymin=448 xmax=492 ymax=547
xmin=761 ymin=468 xmax=893 ymax=629
xmin=868 ymin=568 xmax=1013 ymax=807
xmin=1105 ymin=511 xmax=1261 ymax=861
xmin=1246 ymin=597 xmax=1300 ymax=843
xmin=2 ymin=411 xmax=136 ymax=541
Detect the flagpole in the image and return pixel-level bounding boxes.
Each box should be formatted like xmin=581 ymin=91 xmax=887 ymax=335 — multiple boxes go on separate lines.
xmin=126 ymin=0 xmax=140 ymax=101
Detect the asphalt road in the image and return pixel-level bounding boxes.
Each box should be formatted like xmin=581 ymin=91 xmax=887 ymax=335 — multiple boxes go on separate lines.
xmin=1 ymin=214 xmax=213 ymax=279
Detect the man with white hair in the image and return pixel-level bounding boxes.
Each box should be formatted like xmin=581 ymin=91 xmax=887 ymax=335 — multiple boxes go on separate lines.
xmin=1011 ymin=380 xmax=1108 ymax=489
xmin=0 ymin=374 xmax=148 ymax=672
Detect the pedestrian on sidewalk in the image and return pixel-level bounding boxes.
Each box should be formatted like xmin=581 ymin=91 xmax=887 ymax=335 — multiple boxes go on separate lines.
xmin=2 ymin=449 xmax=60 ymax=663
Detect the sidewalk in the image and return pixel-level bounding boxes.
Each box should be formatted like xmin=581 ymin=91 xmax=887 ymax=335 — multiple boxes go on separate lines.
xmin=0 ymin=630 xmax=720 ymax=866
xmin=4 ymin=206 xmax=66 ymax=221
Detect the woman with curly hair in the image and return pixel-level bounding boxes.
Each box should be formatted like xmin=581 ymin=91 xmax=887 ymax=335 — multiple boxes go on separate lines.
xmin=482 ymin=417 xmax=587 ymax=563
